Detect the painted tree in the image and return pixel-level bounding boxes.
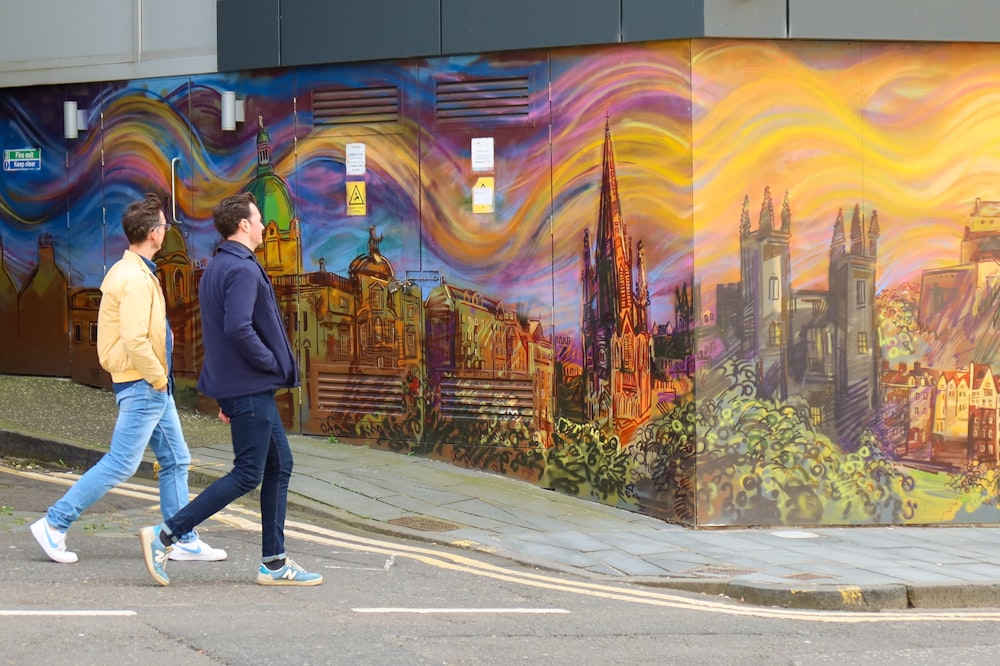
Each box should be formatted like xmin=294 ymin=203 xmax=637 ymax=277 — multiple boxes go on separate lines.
xmin=634 ymin=359 xmax=915 ymax=526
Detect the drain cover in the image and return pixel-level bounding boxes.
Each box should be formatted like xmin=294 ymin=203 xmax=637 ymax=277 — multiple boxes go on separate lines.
xmin=387 ymin=516 xmax=460 ymax=532
xmin=771 ymin=530 xmax=820 ymax=539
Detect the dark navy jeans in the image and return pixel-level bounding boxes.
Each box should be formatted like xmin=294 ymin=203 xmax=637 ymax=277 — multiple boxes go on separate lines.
xmin=163 ymin=390 xmax=293 ymax=561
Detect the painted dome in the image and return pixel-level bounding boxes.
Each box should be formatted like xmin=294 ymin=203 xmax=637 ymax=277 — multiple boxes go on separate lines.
xmin=243 ymin=116 xmax=295 ymax=232
xmin=245 ymin=174 xmax=294 ymax=231
xmin=348 ymin=253 xmax=394 ymax=280
xmin=349 ymin=226 xmax=394 ymax=279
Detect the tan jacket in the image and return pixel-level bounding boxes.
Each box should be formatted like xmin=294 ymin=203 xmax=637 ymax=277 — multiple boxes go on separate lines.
xmin=96 ymin=250 xmax=169 ymax=390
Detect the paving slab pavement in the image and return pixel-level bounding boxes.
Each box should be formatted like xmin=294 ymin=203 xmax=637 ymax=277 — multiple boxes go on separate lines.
xmin=6 ymin=424 xmax=1000 ymax=612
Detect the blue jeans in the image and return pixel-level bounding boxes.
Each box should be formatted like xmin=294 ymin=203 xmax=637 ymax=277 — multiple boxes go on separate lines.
xmin=163 ymin=390 xmax=293 ymax=561
xmin=47 ymin=381 xmax=198 ymax=541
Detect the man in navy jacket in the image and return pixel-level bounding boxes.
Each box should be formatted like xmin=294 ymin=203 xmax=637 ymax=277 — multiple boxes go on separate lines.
xmin=139 ymin=192 xmax=322 ymax=587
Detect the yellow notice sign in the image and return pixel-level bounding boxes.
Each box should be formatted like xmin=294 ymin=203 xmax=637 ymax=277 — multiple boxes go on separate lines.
xmin=472 ymin=177 xmax=494 ymax=214
xmin=347 ymin=182 xmax=367 ymax=216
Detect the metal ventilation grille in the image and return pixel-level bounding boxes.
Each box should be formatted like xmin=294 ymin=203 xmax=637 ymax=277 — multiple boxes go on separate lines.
xmin=439 ymin=377 xmax=534 ymax=423
xmin=313 ymin=86 xmax=400 ymax=126
xmin=435 ymin=77 xmax=531 ymax=125
xmin=316 ymin=370 xmax=405 ymax=413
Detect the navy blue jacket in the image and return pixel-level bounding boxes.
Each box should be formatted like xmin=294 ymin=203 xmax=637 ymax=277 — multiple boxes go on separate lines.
xmin=196 ymin=240 xmax=299 ymax=399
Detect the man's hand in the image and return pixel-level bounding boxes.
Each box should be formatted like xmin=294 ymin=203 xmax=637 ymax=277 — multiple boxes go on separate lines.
xmin=218 ymin=408 xmax=231 ymax=424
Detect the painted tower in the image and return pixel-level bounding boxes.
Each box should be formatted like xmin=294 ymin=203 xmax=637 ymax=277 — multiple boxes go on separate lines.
xmin=348 ymin=226 xmax=404 ymax=371
xmin=245 ymin=116 xmax=300 ymax=278
xmin=155 ymin=225 xmax=199 ymax=381
xmin=580 ymin=120 xmax=652 ymax=435
xmin=830 ymin=204 xmax=881 ymax=436
xmin=739 ymin=187 xmax=792 ymax=399
xmin=15 ymin=234 xmax=70 ymax=376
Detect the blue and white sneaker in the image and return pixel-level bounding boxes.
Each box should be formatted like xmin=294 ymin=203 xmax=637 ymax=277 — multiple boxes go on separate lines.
xmin=31 ymin=517 xmax=78 ymax=564
xmin=169 ymin=536 xmax=227 ymax=562
xmin=256 ymin=558 xmax=323 ymax=586
xmin=139 ymin=525 xmax=172 ymax=586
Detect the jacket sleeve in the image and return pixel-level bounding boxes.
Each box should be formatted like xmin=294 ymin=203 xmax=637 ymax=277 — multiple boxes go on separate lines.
xmin=221 ymin=263 xmax=280 ymax=373
xmin=118 ymin=274 xmax=169 ymax=390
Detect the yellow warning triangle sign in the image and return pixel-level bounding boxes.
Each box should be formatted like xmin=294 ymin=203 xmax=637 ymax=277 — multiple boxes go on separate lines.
xmin=349 ymin=184 xmax=365 ymax=205
xmin=347 ymin=181 xmax=367 ymax=216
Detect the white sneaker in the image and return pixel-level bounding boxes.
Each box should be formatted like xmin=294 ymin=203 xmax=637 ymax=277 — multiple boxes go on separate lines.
xmin=168 ymin=537 xmax=227 ymax=562
xmin=30 ymin=517 xmax=78 ymax=564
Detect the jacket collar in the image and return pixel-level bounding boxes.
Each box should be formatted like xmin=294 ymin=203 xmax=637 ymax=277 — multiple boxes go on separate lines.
xmin=216 ymin=239 xmax=256 ymax=259
xmin=120 ymin=249 xmax=156 ymax=275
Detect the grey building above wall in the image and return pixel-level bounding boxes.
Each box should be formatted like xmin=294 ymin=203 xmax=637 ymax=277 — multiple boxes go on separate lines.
xmin=217 ymin=0 xmax=280 ymax=71
xmin=281 ymin=0 xmax=441 ymax=66
xmin=788 ymin=0 xmax=1000 ymax=42
xmin=441 ymin=0 xmax=620 ymax=55
xmin=622 ymin=0 xmax=787 ymax=42
xmin=0 ymin=0 xmax=218 ymax=88
xmin=215 ymin=0 xmax=1000 ymax=74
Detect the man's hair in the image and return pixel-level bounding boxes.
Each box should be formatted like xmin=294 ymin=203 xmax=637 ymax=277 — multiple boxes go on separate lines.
xmin=121 ymin=193 xmax=164 ymax=244
xmin=213 ymin=192 xmax=257 ymax=239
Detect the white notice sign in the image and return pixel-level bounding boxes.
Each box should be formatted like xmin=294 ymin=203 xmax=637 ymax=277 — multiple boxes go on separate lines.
xmin=346 ymin=143 xmax=366 ymax=176
xmin=471 ymin=137 xmax=494 ymax=172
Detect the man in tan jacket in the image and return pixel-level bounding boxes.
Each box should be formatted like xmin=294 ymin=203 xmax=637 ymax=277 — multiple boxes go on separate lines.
xmin=31 ymin=194 xmax=225 ymax=564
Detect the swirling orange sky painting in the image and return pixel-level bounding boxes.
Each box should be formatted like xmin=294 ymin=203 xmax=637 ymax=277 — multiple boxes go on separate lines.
xmin=692 ymin=39 xmax=1000 ymax=309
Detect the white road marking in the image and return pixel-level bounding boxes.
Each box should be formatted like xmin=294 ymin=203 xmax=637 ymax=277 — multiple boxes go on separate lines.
xmin=0 ymin=610 xmax=136 ymax=617
xmin=352 ymin=608 xmax=570 ymax=614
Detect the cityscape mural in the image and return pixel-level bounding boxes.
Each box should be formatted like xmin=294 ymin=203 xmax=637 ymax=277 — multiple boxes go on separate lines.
xmin=3 ymin=39 xmax=1000 ymax=526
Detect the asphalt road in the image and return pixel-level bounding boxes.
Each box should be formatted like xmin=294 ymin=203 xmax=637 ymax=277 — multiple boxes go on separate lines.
xmin=6 ymin=461 xmax=1000 ymax=666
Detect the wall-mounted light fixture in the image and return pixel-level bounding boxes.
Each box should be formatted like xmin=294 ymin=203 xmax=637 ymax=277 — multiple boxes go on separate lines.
xmin=220 ymin=91 xmax=245 ymax=131
xmin=63 ymin=101 xmax=88 ymax=139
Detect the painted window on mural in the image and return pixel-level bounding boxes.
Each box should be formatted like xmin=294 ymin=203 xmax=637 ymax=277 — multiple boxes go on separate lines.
xmin=768 ymin=321 xmax=782 ymax=347
xmin=173 ymin=271 xmax=185 ymax=302
xmin=857 ymin=332 xmax=868 ymax=354
xmin=807 ymin=328 xmax=823 ymax=371
xmin=405 ymin=325 xmax=416 ymax=358
xmin=370 ymin=285 xmax=384 ymax=310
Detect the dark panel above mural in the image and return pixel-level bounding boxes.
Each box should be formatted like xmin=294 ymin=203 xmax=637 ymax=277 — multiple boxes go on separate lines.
xmin=5 ymin=39 xmax=1000 ymax=527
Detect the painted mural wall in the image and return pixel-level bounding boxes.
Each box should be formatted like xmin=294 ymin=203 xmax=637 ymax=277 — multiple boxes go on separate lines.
xmin=3 ymin=39 xmax=1000 ymax=527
